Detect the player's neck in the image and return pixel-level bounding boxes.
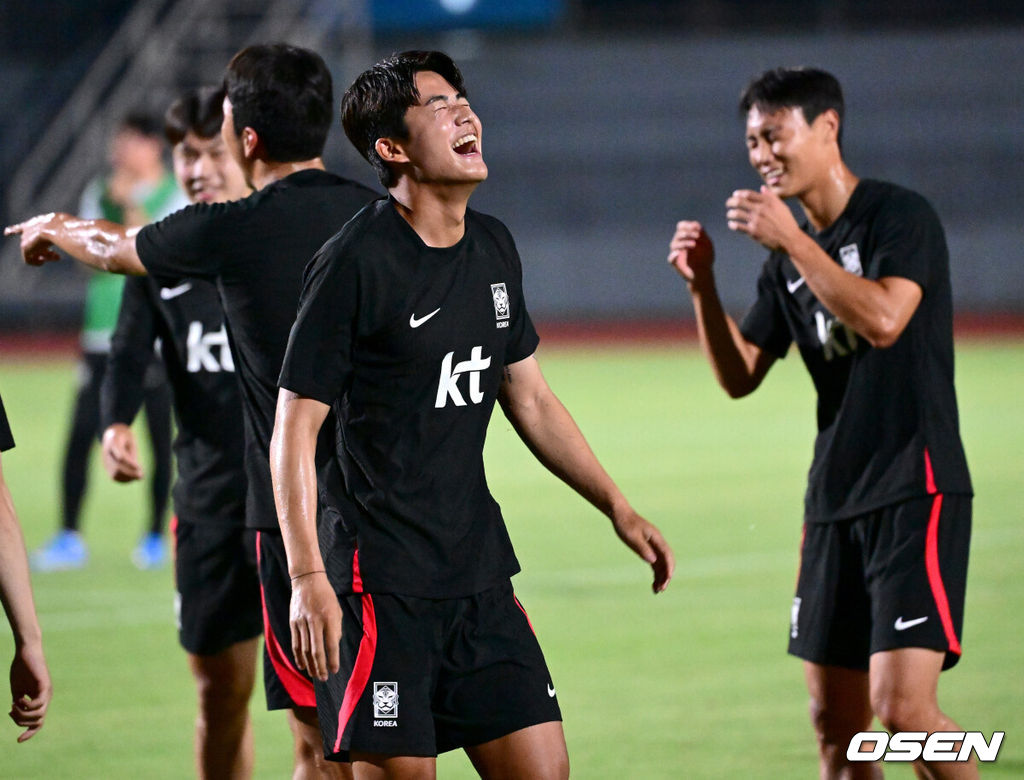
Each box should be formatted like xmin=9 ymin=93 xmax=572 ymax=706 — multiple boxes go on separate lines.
xmin=249 ymin=158 xmax=325 ymax=191
xmin=798 ymin=162 xmax=859 ymax=232
xmin=389 ymin=181 xmax=476 ymax=248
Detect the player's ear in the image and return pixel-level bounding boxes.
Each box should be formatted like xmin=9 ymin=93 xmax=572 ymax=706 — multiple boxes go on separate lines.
xmin=241 ymin=127 xmax=261 ymax=160
xmin=375 ymin=137 xmax=410 ymax=165
xmin=816 ymin=109 xmax=841 ymax=145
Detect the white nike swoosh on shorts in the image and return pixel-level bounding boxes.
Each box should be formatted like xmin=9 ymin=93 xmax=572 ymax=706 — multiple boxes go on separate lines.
xmin=894 ymin=615 xmax=929 ymax=631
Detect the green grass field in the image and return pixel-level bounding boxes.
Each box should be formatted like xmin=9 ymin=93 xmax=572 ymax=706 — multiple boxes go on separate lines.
xmin=1 ymin=341 xmax=1021 ymax=778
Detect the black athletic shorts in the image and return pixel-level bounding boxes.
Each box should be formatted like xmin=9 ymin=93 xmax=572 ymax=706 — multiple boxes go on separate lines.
xmin=789 ymin=493 xmax=971 ymax=671
xmin=173 ymin=515 xmax=262 ymax=656
xmin=257 ymin=530 xmax=317 ymax=710
xmin=316 ymin=579 xmax=562 ymax=762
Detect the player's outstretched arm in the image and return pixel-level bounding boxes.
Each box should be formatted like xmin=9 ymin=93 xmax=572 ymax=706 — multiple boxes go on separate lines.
xmin=270 ymin=389 xmax=341 ymax=681
xmin=498 ymin=356 xmax=674 ymax=593
xmin=668 ymin=220 xmax=774 ymax=397
xmin=0 ymin=455 xmax=52 ymax=742
xmin=725 ymin=188 xmax=922 ymax=347
xmin=5 ymin=213 xmax=145 ymax=275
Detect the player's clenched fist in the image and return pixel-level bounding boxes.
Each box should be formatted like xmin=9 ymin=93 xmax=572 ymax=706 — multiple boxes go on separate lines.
xmin=667 ymin=220 xmax=715 ymax=284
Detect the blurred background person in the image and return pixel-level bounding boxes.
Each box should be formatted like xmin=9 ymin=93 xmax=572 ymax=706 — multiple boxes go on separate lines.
xmin=99 ymin=86 xmax=259 ymax=779
xmin=32 ymin=112 xmax=186 ymax=572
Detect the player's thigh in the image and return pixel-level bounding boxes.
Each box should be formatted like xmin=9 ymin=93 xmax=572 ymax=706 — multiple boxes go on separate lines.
xmin=790 ymin=520 xmax=872 ymax=670
xmin=350 ymin=753 xmax=436 ymax=780
xmin=317 ymin=592 xmax=443 ymax=761
xmin=868 ymin=646 xmax=945 ymax=719
xmin=434 ymin=583 xmax=562 ymax=754
xmin=188 ymin=636 xmax=260 ymax=705
xmin=257 ymin=529 xmax=317 ymax=709
xmin=803 ymin=661 xmax=872 ymax=733
xmin=864 ymin=494 xmax=971 ymax=669
xmin=465 ymin=721 xmax=569 ymax=780
xmin=175 ymin=518 xmax=262 ymax=657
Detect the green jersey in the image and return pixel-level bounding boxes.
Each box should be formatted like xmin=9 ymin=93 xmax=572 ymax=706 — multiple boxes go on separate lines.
xmin=80 ymin=171 xmax=188 ymax=352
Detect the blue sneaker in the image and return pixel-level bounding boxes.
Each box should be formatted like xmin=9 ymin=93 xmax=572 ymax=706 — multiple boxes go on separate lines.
xmin=131 ymin=532 xmax=167 ymax=570
xmin=31 ymin=530 xmax=88 ymax=571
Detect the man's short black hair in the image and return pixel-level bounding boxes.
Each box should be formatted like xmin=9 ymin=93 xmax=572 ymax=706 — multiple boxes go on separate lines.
xmin=223 ymin=43 xmax=333 ymax=162
xmin=739 ymin=67 xmax=845 ymax=145
xmin=341 ymin=50 xmax=467 ymax=188
xmin=164 ymin=86 xmax=225 ymax=146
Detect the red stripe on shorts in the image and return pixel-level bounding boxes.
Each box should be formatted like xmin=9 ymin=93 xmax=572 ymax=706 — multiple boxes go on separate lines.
xmin=924 ymin=494 xmax=962 ymax=657
xmin=924 ymin=447 xmax=938 ymax=495
xmin=334 ymin=593 xmax=377 ymax=754
xmin=352 ymin=549 xmax=363 ymax=593
xmin=513 ymin=594 xmax=535 ymax=634
xmin=256 ymin=531 xmax=316 ymax=708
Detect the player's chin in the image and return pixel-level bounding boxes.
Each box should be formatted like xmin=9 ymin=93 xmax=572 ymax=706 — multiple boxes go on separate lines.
xmin=765 ymin=178 xmax=798 ymax=199
xmin=453 ymin=153 xmax=487 ymax=180
xmin=462 ymin=165 xmax=488 ymax=183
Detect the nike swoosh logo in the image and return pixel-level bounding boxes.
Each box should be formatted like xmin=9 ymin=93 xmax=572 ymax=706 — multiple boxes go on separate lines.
xmin=160 ymin=282 xmax=193 ymax=300
xmin=547 ymin=684 xmax=557 ymax=698
xmin=409 ymin=308 xmax=441 ymax=328
xmin=894 ymin=616 xmax=929 ymax=631
xmin=786 ymin=277 xmax=805 ymax=293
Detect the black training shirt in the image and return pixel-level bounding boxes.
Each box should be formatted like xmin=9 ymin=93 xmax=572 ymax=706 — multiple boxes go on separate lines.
xmin=136 ymin=169 xmax=378 ymax=529
xmin=0 ymin=392 xmax=13 ymax=452
xmin=740 ymin=179 xmax=972 ymax=522
xmin=279 ymin=198 xmax=540 ymax=598
xmin=102 ymin=275 xmax=246 ymax=524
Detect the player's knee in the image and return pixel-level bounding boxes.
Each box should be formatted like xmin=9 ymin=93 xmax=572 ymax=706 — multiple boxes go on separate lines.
xmin=553 ymin=752 xmax=570 ymax=780
xmin=291 ymin=728 xmax=319 ymax=763
xmin=292 ymin=738 xmax=343 ymax=777
xmin=530 ymin=742 xmax=570 ymax=780
xmin=808 ymin=696 xmax=856 ymax=747
xmin=871 ymin=689 xmax=929 ymax=734
xmin=289 ymin=711 xmax=328 ymax=762
xmin=193 ymin=665 xmax=253 ymax=716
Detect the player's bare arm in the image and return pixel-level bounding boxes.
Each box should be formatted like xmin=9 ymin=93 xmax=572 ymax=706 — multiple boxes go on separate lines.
xmin=726 ymin=187 xmax=923 ymax=348
xmin=5 ymin=213 xmax=145 ymax=275
xmin=0 ymin=457 xmax=52 ymax=742
xmin=101 ymin=424 xmax=144 ymax=483
xmin=269 ymin=389 xmax=341 ymax=681
xmin=498 ymin=355 xmax=674 ymax=593
xmin=668 ymin=220 xmax=774 ymax=397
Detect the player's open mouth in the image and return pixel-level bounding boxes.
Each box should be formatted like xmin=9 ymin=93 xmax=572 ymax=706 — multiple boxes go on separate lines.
xmin=762 ymin=168 xmax=783 ymax=185
xmin=452 ymin=134 xmax=479 ymax=155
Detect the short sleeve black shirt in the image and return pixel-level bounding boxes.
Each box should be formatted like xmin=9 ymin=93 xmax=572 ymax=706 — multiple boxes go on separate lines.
xmin=103 ymin=275 xmax=247 ymax=523
xmin=0 ymin=393 xmax=13 ymax=452
xmin=136 ymin=169 xmax=378 ymax=528
xmin=740 ymin=179 xmax=972 ymax=522
xmin=279 ymin=199 xmax=540 ymax=598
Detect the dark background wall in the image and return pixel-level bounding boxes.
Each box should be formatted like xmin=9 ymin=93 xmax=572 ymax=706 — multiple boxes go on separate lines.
xmin=1 ymin=2 xmax=1021 ymax=329
xmin=444 ymin=29 xmax=1024 ymax=321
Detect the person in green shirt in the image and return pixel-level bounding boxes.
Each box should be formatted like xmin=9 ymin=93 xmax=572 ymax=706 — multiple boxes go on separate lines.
xmin=32 ymin=113 xmax=186 ymax=572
